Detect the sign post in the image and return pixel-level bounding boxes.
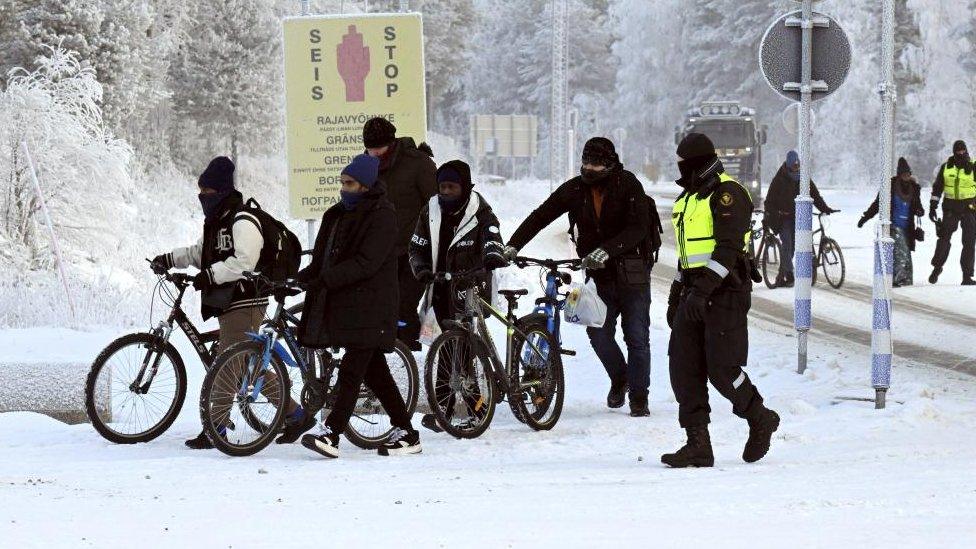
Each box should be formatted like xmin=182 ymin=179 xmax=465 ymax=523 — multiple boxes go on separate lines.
xmin=282 ymin=13 xmax=427 ymax=224
xmin=760 ymin=2 xmax=850 ymax=376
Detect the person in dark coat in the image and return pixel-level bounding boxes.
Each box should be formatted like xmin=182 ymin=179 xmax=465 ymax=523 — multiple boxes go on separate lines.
xmin=504 ymin=137 xmax=653 ymax=417
xmin=293 ymin=154 xmax=421 ymax=458
xmin=408 ymin=159 xmax=508 ymax=432
xmin=362 ymin=117 xmax=438 ymax=350
xmin=858 ymin=157 xmax=925 ymax=287
xmin=763 ymin=150 xmax=838 ymax=287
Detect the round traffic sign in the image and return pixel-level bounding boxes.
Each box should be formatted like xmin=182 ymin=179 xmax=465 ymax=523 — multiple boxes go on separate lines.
xmin=759 ymin=10 xmax=851 ymax=102
xmin=782 ymin=103 xmax=818 ymax=135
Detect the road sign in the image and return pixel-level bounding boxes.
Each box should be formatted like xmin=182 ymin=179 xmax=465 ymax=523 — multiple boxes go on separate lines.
xmin=759 ymin=10 xmax=851 ymax=102
xmin=782 ymin=103 xmax=817 ymax=136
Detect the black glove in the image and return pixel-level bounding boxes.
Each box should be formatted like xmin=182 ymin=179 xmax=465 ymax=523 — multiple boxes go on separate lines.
xmin=666 ymin=280 xmax=683 ymax=329
xmin=484 ymin=254 xmax=509 ymax=270
xmin=683 ymin=288 xmax=710 ymax=323
xmin=857 ymin=216 xmax=867 ymax=229
xmin=273 ymin=287 xmax=303 ymax=301
xmin=150 ymin=254 xmax=171 ymax=275
xmin=192 ymin=270 xmax=213 ymax=291
xmin=929 ymin=200 xmax=940 ymax=223
xmin=416 ymin=270 xmax=435 ymax=284
xmin=824 ymin=208 xmax=840 ymax=215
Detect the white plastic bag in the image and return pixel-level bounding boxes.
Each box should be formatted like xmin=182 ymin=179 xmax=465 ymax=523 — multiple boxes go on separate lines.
xmin=418 ymin=287 xmax=442 ymax=346
xmin=563 ymin=280 xmax=607 ymax=328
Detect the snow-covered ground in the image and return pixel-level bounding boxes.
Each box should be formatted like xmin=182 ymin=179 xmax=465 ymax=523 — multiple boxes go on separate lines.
xmin=2 ymin=179 xmax=975 ymax=547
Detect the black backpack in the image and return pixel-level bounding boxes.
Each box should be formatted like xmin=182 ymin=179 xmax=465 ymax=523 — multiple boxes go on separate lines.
xmin=242 ymin=198 xmax=302 ymax=282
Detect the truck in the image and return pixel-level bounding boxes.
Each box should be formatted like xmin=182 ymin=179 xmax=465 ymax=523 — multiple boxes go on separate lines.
xmin=675 ymin=101 xmax=767 ymax=206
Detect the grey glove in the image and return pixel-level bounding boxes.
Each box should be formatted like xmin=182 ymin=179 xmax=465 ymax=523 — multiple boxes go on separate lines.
xmin=502 ymin=245 xmax=519 ymax=262
xmin=581 ymin=248 xmax=609 ymax=270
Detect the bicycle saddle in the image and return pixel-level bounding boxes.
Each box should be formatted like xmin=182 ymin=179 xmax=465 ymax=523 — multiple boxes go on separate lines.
xmin=498 ymin=289 xmax=529 ymax=298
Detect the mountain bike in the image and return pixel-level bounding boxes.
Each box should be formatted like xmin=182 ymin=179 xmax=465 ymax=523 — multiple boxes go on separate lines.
xmin=198 ymin=274 xmax=419 ymax=457
xmin=423 ymin=268 xmax=569 ymax=439
xmin=511 ymin=256 xmax=582 ymax=350
xmin=85 ymin=269 xmax=216 ymax=444
xmin=751 ymin=211 xmax=782 ymax=289
xmin=811 ymin=211 xmax=846 ymax=289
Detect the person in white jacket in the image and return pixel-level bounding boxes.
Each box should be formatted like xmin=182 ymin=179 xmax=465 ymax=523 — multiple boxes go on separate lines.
xmin=151 ymin=156 xmax=298 ymax=449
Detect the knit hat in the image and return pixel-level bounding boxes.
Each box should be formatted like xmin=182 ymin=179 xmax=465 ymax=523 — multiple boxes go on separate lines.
xmin=341 ymin=154 xmax=381 ymax=188
xmin=676 ymin=133 xmax=715 ymax=160
xmin=897 ymin=157 xmax=911 ymax=176
xmin=954 ymin=140 xmax=968 ymax=154
xmin=436 ymin=160 xmax=473 ymax=194
xmin=581 ymin=137 xmax=620 ymax=168
xmin=786 ymin=150 xmax=800 ymax=167
xmin=198 ymin=156 xmax=235 ymax=192
xmin=363 ymin=117 xmax=397 ymax=148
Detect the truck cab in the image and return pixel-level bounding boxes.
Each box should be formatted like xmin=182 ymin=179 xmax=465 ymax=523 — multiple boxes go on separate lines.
xmin=675 ymin=101 xmax=767 ymax=207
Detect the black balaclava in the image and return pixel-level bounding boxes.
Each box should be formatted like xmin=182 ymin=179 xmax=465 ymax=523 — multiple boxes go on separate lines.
xmin=436 ymin=160 xmax=474 ymax=214
xmin=198 ymin=156 xmax=235 ymax=221
xmin=952 ymin=140 xmax=970 ymax=168
xmin=580 ymin=137 xmax=619 ymax=185
xmin=676 ymin=133 xmax=718 ymax=190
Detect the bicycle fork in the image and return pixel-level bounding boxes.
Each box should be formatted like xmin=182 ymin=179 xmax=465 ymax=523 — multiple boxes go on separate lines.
xmin=130 ymin=320 xmax=174 ymax=394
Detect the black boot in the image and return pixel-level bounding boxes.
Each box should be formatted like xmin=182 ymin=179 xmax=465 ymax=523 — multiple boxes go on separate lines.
xmin=661 ymin=426 xmax=714 ymax=468
xmin=963 ymin=277 xmax=975 ymax=286
xmin=276 ymin=408 xmax=317 ymax=444
xmin=607 ymin=377 xmax=627 ymax=409
xmin=184 ymin=429 xmax=213 ymax=450
xmin=929 ymin=266 xmax=942 ymax=284
xmin=743 ymin=408 xmax=780 ymax=463
xmin=629 ymin=392 xmax=649 ymax=417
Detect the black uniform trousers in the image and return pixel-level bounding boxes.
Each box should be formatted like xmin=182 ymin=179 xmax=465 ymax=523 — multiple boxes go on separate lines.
xmin=932 ymin=199 xmax=976 ymax=279
xmin=324 ymin=347 xmax=413 ymax=433
xmin=668 ymin=289 xmax=764 ymax=428
xmin=397 ymin=254 xmax=426 ymax=346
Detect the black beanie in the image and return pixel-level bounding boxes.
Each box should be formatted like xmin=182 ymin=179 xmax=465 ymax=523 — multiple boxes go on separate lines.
xmin=897 ymin=157 xmax=911 ymax=176
xmin=677 ymin=133 xmax=716 ymax=160
xmin=581 ymin=137 xmax=619 ymax=168
xmin=198 ymin=156 xmax=235 ymax=192
xmin=363 ymin=117 xmax=397 ymax=148
xmin=954 ymin=140 xmax=968 ymax=153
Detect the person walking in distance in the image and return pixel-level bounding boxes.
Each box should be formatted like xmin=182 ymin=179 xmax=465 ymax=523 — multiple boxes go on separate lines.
xmin=928 ymin=140 xmax=976 ymax=285
xmin=858 ymin=157 xmax=925 ymax=287
xmin=662 ymin=134 xmax=779 ymax=468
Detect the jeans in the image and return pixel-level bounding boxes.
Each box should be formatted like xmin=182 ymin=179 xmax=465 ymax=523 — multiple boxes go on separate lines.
xmin=586 ymin=278 xmax=651 ymax=399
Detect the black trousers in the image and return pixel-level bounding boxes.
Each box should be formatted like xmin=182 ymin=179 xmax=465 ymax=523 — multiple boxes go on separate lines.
xmin=397 ymin=254 xmax=425 ymax=346
xmin=668 ymin=290 xmax=764 ymax=428
xmin=325 ymin=347 xmax=413 ymax=433
xmin=932 ymin=199 xmax=976 ymax=279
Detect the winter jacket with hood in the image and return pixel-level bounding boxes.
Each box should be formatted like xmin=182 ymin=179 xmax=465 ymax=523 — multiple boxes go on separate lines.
xmin=370 ymin=136 xmax=438 ymax=256
xmin=861 ymin=177 xmax=925 ymax=251
xmin=763 ymin=161 xmax=831 ymax=233
xmin=296 ymin=181 xmax=398 ymax=351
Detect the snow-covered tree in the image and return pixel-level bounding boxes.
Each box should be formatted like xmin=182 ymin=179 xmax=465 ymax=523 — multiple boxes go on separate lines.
xmin=894 ymin=0 xmax=943 ymax=179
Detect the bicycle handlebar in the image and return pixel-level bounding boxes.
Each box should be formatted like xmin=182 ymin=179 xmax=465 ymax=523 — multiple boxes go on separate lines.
xmin=242 ymin=271 xmax=305 ymax=291
xmin=513 ymin=256 xmax=582 ymax=271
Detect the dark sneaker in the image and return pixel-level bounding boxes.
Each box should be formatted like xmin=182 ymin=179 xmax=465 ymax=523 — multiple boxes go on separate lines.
xmin=301 ymin=425 xmax=340 ymax=459
xmin=661 ymin=426 xmax=714 ymax=468
xmin=963 ymin=278 xmax=976 ymax=286
xmin=629 ymin=393 xmax=650 ymax=417
xmin=743 ymin=408 xmax=780 ymax=463
xmin=607 ymin=378 xmax=627 ymax=409
xmin=184 ymin=429 xmax=213 ymax=450
xmin=929 ymin=266 xmax=942 ymax=284
xmin=276 ymin=407 xmax=317 ymax=444
xmin=378 ymin=428 xmax=422 ymax=456
xmin=420 ymin=413 xmax=444 ymax=433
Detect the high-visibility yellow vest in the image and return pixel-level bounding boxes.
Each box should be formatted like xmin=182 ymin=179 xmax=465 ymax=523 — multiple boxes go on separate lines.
xmin=672 ymin=172 xmax=752 ymax=270
xmin=942 ymin=163 xmax=976 ymax=201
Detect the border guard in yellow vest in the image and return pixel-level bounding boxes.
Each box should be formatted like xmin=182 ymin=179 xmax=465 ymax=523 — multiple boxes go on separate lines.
xmin=929 ymin=139 xmax=976 ymax=285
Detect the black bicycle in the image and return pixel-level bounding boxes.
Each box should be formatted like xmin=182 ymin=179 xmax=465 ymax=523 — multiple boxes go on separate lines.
xmin=751 ymin=211 xmax=782 ymax=289
xmin=811 ymin=211 xmax=846 ymax=289
xmin=424 ymin=268 xmax=570 ymax=439
xmin=198 ymin=274 xmax=419 ymax=457
xmin=85 ymin=269 xmax=216 ymax=444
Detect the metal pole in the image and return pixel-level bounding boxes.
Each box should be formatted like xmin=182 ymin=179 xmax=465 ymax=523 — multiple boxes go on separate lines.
xmin=873 ymin=0 xmax=896 ymax=409
xmin=21 ymin=141 xmax=76 ymax=320
xmin=301 ymin=0 xmax=316 ymax=250
xmin=794 ymin=0 xmax=814 ymax=375
xmin=549 ymin=0 xmax=568 ymax=191
xmin=300 ymin=0 xmax=310 ymax=15
xmin=398 ymin=0 xmax=409 ymax=11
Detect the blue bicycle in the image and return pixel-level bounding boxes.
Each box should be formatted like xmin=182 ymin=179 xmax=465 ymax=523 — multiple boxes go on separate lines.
xmin=512 ymin=256 xmax=583 ymax=355
xmin=198 ymin=274 xmax=419 ymax=457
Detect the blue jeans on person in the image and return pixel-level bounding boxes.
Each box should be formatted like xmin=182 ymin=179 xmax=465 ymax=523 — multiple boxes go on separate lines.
xmin=586 ymin=278 xmax=651 ymax=400
xmin=779 ymin=217 xmax=795 ymax=278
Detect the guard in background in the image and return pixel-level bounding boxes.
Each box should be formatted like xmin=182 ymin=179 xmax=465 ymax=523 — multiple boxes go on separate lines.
xmin=928 ymin=140 xmax=976 ymax=285
xmin=662 ymin=133 xmax=779 ymax=468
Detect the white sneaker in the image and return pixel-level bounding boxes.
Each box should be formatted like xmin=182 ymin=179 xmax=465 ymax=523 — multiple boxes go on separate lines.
xmin=377 ymin=427 xmax=422 ymax=456
xmin=301 ymin=424 xmax=340 ymax=459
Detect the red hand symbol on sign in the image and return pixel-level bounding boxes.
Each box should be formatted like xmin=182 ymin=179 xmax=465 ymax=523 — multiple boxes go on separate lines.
xmin=337 ymin=25 xmax=370 ymax=102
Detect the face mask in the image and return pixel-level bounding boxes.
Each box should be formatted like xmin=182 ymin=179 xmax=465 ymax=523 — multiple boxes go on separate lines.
xmin=677 ymin=160 xmax=695 ymax=183
xmin=438 ymin=193 xmax=464 ymax=211
xmin=199 ymin=191 xmax=231 ymax=221
xmin=340 ymin=190 xmax=365 ymax=210
xmin=954 ymin=152 xmax=970 ymax=166
xmin=581 ymin=167 xmax=610 ymax=184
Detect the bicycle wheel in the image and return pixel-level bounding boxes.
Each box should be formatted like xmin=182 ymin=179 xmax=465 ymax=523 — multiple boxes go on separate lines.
xmin=761 ymin=236 xmax=781 ymax=289
xmin=508 ymin=321 xmax=564 ymax=431
xmin=343 ymin=340 xmax=420 ymax=449
xmin=85 ymin=333 xmax=187 ymax=444
xmin=820 ymin=237 xmax=846 ymax=289
xmin=424 ymin=330 xmax=496 ymax=439
xmin=199 ymin=340 xmax=291 ymax=457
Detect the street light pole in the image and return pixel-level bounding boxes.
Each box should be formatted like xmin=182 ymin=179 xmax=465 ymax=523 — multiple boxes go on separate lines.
xmin=794 ymin=0 xmax=815 ymax=375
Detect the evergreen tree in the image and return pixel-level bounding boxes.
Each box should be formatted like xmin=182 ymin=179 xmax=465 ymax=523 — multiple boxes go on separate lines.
xmin=895 ymin=0 xmax=942 ymax=177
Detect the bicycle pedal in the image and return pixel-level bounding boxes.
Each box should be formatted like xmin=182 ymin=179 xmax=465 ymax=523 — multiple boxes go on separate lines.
xmin=560 ymin=349 xmax=576 ymax=356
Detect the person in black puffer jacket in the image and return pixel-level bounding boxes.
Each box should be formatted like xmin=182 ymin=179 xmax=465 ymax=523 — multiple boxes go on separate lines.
xmin=294 ymin=154 xmax=421 ymax=459
xmin=504 ymin=137 xmax=652 ymax=417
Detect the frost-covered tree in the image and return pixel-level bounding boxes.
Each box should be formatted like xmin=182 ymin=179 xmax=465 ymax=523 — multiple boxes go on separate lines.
xmin=418 ymin=0 xmax=477 ymax=134
xmin=169 ymin=0 xmax=283 ymax=166
xmin=894 ymin=0 xmax=942 ymax=178
xmin=0 ymin=46 xmax=132 ymax=265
